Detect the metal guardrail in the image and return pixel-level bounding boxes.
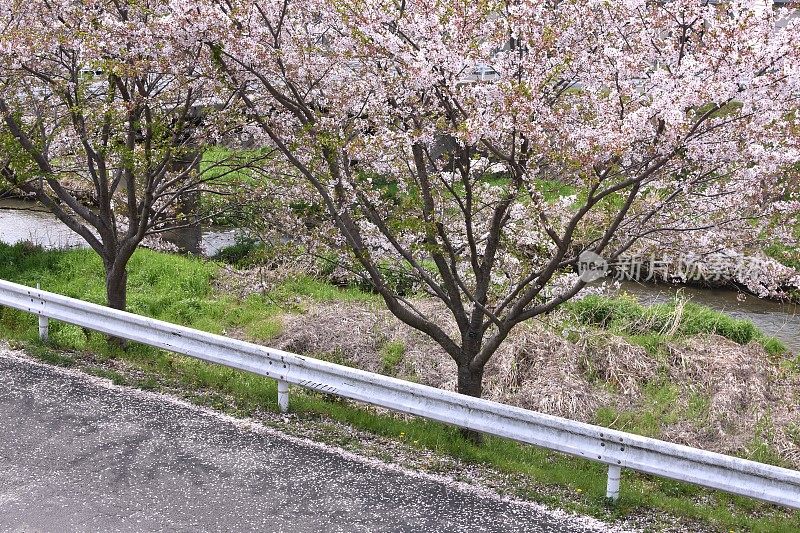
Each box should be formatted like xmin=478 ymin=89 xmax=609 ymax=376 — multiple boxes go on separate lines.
xmin=0 ymin=278 xmax=798 ymax=509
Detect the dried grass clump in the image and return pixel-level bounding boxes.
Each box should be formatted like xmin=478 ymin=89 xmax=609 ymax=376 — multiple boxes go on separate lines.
xmin=768 ymin=386 xmax=800 ymax=467
xmin=663 ymin=336 xmax=800 ymax=465
xmin=482 ymin=325 xmax=609 ymax=420
xmin=276 ymin=304 xmax=613 ymax=421
xmin=577 ymin=334 xmax=659 ymax=397
xmin=275 ymin=301 xmax=456 ymax=386
xmin=213 ymin=261 xmax=315 ymax=299
xmin=275 ymin=303 xmax=385 ymax=366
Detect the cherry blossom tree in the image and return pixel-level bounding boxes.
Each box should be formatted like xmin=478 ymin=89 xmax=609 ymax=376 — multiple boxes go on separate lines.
xmin=0 ymin=0 xmax=239 ymax=312
xmin=183 ymin=0 xmax=800 ymax=404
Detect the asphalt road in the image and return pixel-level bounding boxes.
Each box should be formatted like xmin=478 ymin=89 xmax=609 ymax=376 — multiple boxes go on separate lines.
xmin=0 ymin=348 xmax=615 ymax=532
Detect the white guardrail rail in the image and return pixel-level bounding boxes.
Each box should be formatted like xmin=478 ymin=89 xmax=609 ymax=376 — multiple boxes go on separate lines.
xmin=1 ymin=278 xmax=799 ymax=509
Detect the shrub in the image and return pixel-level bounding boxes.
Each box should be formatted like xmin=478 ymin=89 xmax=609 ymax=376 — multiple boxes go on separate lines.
xmin=211 ymin=236 xmax=263 ymax=267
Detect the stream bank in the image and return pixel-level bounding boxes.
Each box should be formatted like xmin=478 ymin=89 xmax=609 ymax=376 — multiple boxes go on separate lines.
xmin=1 ymin=198 xmax=798 ymax=353
xmin=0 ymin=199 xmax=237 ymax=257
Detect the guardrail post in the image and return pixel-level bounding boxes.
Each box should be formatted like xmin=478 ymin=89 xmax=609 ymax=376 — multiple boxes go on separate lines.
xmin=38 ymin=314 xmax=49 ymax=342
xmin=36 ymin=284 xmax=49 ymax=342
xmin=277 ymin=380 xmax=289 ymax=413
xmin=606 ymin=464 xmax=622 ymax=500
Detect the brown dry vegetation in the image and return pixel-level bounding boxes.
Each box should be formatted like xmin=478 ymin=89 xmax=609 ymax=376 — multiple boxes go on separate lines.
xmin=662 ymin=338 xmax=800 ymax=465
xmin=273 ymin=301 xmax=800 ymax=469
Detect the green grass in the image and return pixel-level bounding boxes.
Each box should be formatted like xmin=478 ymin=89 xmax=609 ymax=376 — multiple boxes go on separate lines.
xmin=596 ymin=382 xmax=686 ymax=438
xmin=0 ymin=242 xmax=369 ymax=343
xmin=24 ymin=342 xmax=75 ymax=367
xmin=1 ymin=242 xmax=798 ymax=530
xmin=200 ymin=146 xmax=270 ymax=188
xmin=211 ymin=235 xmax=264 ymax=267
xmin=534 ymin=178 xmax=577 ymax=202
xmin=380 ymin=340 xmax=405 ymax=375
xmin=199 ymin=147 xmax=272 ymax=226
xmin=566 ymin=294 xmax=787 ymax=356
xmin=271 ymin=275 xmax=377 ymax=303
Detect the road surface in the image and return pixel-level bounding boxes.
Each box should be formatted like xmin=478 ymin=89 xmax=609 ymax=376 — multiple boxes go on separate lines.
xmin=0 ymin=347 xmax=617 ymax=532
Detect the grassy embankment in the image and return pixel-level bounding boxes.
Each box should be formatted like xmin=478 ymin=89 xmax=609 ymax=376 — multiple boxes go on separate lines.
xmin=567 ymin=294 xmax=787 ymax=358
xmin=0 ymin=242 xmax=798 ymax=531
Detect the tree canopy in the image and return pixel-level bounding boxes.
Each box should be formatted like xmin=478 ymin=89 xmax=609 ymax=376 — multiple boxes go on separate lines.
xmin=184 ymin=0 xmax=800 ymax=398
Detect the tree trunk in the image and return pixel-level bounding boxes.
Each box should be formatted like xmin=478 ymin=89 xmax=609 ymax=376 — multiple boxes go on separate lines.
xmin=457 ymin=364 xmax=485 ymax=444
xmin=106 ymin=267 xmax=128 ymax=311
xmin=105 ymin=265 xmax=128 ymax=347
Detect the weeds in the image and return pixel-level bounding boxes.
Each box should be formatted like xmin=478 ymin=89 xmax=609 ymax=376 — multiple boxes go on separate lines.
xmin=380 ymin=341 xmax=405 ymax=375
xmin=567 ymin=294 xmax=786 ymax=355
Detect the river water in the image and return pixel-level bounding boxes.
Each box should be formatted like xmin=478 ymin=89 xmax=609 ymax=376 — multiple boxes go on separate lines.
xmin=1 ymin=199 xmax=798 ymax=353
xmin=0 ymin=199 xmax=236 ymax=257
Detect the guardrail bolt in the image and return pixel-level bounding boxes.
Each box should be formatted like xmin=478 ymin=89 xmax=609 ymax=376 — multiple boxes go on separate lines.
xmin=606 ymin=464 xmax=622 ymax=501
xmin=277 ymin=380 xmax=289 ymax=413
